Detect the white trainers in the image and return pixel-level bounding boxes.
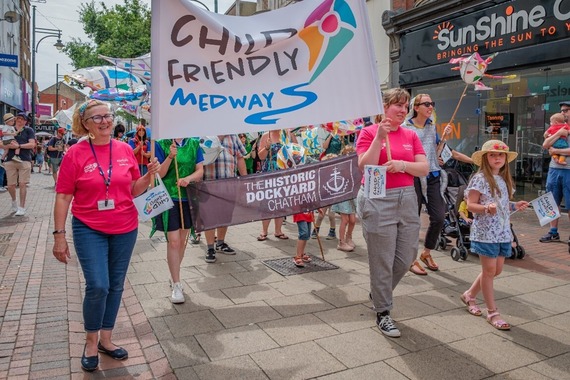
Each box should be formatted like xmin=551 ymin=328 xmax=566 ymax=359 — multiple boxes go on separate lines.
xmin=11 ymin=201 xmax=18 ymax=213
xmin=170 ymin=282 xmax=185 ymax=304
xmin=0 ymin=187 xmax=6 ymax=192
xmin=15 ymin=207 xmax=26 ymax=216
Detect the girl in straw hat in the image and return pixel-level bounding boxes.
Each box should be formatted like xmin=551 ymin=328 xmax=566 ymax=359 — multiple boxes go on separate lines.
xmin=461 ymin=140 xmax=528 ymax=330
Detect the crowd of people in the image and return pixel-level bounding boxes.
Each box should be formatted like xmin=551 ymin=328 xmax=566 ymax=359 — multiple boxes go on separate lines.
xmin=3 ymin=92 xmax=564 ymax=371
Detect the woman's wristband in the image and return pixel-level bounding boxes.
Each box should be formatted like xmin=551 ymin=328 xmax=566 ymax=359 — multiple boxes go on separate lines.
xmin=53 ymin=230 xmax=66 ymax=235
xmin=400 ymin=160 xmax=406 ymax=173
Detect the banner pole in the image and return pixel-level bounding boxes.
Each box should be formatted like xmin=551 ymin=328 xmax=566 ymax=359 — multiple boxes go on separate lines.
xmin=315 ymin=232 xmax=325 ymax=261
xmin=437 ymin=84 xmax=469 ymax=155
xmin=173 ymin=141 xmax=190 ymax=251
xmin=385 ymin=134 xmax=392 ymax=162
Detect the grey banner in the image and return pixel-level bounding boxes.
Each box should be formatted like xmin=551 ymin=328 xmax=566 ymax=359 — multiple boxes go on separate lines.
xmin=188 ymin=154 xmax=362 ymax=232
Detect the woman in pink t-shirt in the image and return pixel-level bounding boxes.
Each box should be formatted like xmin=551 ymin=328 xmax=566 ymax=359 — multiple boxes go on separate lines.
xmin=51 ymin=100 xmax=160 ymax=372
xmin=356 ymin=88 xmax=428 ymax=338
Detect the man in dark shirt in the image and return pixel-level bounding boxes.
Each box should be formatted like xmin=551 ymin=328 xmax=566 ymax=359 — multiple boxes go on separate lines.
xmin=4 ymin=112 xmax=36 ymax=216
xmin=47 ymin=127 xmax=66 ymax=186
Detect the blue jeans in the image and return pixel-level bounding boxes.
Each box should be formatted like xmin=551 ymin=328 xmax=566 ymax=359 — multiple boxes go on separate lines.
xmin=545 ymin=168 xmax=570 ymax=207
xmin=72 ymin=217 xmax=137 ymax=332
xmin=297 ymin=221 xmax=311 ymax=241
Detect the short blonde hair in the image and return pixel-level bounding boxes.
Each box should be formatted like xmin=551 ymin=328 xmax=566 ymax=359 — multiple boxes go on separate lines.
xmin=71 ymin=100 xmax=110 ymax=137
xmin=551 ymin=112 xmax=566 ymax=125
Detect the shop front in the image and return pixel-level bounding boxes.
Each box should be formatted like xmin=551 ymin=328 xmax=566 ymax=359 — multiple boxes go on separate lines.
xmin=383 ymin=0 xmax=570 ymax=198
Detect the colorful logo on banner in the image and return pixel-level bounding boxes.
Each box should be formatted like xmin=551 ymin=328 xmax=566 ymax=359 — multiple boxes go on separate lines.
xmin=300 ymin=0 xmax=357 ymax=83
xmin=244 ymin=0 xmax=357 ymax=125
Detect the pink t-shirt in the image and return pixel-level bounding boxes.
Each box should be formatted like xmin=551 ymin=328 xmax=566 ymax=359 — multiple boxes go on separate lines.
xmin=356 ymin=124 xmax=425 ymax=189
xmin=56 ymin=139 xmax=142 ymax=234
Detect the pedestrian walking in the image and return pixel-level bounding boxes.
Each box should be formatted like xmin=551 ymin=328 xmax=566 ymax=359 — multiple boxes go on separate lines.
xmin=403 ymin=93 xmax=473 ymax=275
xmin=3 ymin=112 xmax=36 ymax=216
xmin=356 ymin=88 xmax=428 ymax=338
xmin=460 ymin=140 xmax=528 ymax=330
xmin=46 ymin=127 xmax=66 ymax=186
xmin=201 ymin=135 xmax=247 ymax=263
xmin=51 ymin=99 xmax=160 ymax=372
xmin=152 ymin=138 xmax=204 ymax=303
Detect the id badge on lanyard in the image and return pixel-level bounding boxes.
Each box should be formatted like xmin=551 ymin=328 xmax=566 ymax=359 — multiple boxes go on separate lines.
xmin=90 ymin=140 xmax=115 ymax=211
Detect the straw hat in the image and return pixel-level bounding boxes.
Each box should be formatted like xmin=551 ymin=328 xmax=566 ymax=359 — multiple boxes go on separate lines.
xmin=471 ymin=139 xmax=518 ymax=166
xmin=3 ymin=113 xmax=14 ymax=123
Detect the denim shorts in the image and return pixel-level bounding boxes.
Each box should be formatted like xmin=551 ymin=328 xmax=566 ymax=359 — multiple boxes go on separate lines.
xmin=546 ymin=168 xmax=570 ymax=207
xmin=471 ymin=241 xmax=512 ymax=258
xmin=297 ymin=221 xmax=311 ymax=241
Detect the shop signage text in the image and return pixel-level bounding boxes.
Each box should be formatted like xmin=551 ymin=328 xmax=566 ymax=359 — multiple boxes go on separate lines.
xmin=400 ymin=0 xmax=570 ymax=71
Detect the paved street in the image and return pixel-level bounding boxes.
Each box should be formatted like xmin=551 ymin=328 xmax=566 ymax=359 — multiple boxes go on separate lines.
xmin=1 ymin=171 xmax=570 ymax=379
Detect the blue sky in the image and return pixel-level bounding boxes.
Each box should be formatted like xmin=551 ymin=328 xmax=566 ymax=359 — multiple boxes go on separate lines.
xmin=34 ymin=0 xmax=234 ymax=90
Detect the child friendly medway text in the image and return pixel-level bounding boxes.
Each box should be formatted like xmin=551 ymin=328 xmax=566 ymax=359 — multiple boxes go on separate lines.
xmin=166 ymin=16 xmax=305 ymax=119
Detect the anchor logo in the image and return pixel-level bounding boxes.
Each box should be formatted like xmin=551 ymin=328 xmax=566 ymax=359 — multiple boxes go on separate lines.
xmin=323 ymin=167 xmax=349 ymax=196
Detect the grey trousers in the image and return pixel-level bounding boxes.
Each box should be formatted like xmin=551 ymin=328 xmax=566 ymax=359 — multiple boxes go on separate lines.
xmin=357 ymin=186 xmax=420 ymax=313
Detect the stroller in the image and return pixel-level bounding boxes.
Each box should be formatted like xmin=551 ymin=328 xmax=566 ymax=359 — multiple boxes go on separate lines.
xmin=438 ymin=168 xmax=525 ymax=261
xmin=437 ymin=168 xmax=471 ymax=261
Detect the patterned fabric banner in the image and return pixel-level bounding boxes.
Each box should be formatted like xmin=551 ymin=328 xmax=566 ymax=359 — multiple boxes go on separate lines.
xmin=188 ymin=154 xmax=361 ymax=231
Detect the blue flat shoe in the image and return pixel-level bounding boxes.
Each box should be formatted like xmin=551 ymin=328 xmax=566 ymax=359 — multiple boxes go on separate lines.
xmin=81 ymin=344 xmax=98 ymax=372
xmin=97 ymin=342 xmax=128 ymax=360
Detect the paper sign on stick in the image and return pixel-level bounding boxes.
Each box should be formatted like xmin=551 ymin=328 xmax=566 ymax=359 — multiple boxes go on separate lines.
xmin=363 ymin=165 xmax=386 ymax=199
xmin=530 ymin=192 xmax=560 ymax=226
xmin=440 ymin=144 xmax=453 ymax=164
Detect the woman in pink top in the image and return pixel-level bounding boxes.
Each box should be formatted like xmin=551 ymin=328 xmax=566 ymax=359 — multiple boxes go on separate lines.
xmin=52 ymin=99 xmax=160 ymax=372
xmin=356 ymin=88 xmax=428 ymax=338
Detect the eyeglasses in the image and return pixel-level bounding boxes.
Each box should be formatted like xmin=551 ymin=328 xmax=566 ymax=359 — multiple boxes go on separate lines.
xmin=417 ymin=101 xmax=436 ymax=108
xmin=84 ymin=114 xmax=115 ymax=124
xmin=561 ymin=108 xmax=570 ymax=113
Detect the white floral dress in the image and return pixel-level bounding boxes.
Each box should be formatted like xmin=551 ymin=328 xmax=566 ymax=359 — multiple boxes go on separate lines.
xmin=466 ymin=173 xmax=512 ymax=243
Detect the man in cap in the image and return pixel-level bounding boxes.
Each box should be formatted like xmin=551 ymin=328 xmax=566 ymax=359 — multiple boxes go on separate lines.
xmin=4 ymin=112 xmax=36 ymax=216
xmin=46 ymin=127 xmax=67 ymax=186
xmin=541 ymin=101 xmax=570 ymax=252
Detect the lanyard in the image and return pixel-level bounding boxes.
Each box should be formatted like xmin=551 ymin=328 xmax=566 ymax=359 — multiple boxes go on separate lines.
xmin=89 ymin=139 xmax=113 ymax=205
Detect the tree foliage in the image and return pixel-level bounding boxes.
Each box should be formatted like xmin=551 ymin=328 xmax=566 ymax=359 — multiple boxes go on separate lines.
xmin=63 ymin=0 xmax=151 ymax=69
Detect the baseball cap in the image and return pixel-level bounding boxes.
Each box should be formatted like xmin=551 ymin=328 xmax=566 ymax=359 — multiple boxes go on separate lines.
xmin=3 ymin=113 xmax=14 ymax=123
xmin=57 ymin=127 xmax=66 ymax=134
xmin=16 ymin=112 xmax=28 ymax=119
xmin=559 ymin=101 xmax=570 ymax=107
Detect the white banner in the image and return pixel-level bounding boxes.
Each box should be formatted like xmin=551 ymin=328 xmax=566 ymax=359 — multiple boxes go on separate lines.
xmin=530 ymin=191 xmax=560 ymax=226
xmin=151 ymin=0 xmax=383 ymax=139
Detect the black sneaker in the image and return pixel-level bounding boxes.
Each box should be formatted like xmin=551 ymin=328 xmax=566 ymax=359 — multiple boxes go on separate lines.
xmin=216 ymin=243 xmax=236 ymax=255
xmin=205 ymin=248 xmax=216 ymax=263
xmin=539 ymin=232 xmax=560 ymax=243
xmin=376 ymin=312 xmax=401 ymax=338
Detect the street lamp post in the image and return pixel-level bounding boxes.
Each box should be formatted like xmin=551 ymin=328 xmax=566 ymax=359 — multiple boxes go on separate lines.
xmin=55 ymin=63 xmax=66 ymax=113
xmin=31 ymin=5 xmax=64 ymax=131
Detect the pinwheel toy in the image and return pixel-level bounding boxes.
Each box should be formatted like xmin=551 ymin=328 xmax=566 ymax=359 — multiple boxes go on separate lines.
xmin=439 ymin=52 xmax=516 ymax=153
xmin=449 ymin=52 xmax=515 ymax=91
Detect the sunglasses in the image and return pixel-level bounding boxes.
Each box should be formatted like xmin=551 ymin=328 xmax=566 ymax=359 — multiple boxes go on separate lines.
xmin=417 ymin=101 xmax=436 ymax=108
